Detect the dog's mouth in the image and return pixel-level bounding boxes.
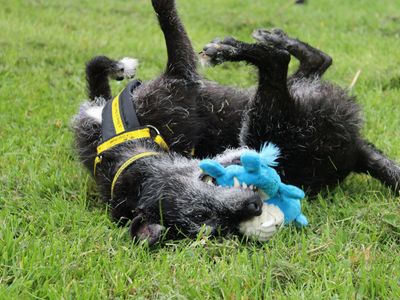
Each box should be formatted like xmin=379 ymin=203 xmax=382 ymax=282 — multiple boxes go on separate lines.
xmin=200 ymin=174 xmax=217 ymax=186
xmin=200 ymin=174 xmax=259 ymax=193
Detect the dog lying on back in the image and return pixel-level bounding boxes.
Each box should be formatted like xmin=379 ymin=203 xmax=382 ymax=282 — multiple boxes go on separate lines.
xmin=72 ymin=0 xmax=400 ymax=244
xmin=200 ymin=29 xmax=400 ymax=194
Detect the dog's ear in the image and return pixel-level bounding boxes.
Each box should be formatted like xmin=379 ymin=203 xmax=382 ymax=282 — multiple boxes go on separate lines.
xmin=129 ymin=214 xmax=165 ymax=245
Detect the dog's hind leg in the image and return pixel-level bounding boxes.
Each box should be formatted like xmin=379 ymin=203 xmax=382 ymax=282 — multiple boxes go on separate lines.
xmin=151 ymin=0 xmax=198 ymax=80
xmin=201 ymin=37 xmax=291 ymax=148
xmin=355 ymin=140 xmax=400 ymax=194
xmin=252 ymin=29 xmax=332 ymax=79
xmin=86 ymin=56 xmax=138 ymax=100
xmin=202 ymin=37 xmax=290 ymax=90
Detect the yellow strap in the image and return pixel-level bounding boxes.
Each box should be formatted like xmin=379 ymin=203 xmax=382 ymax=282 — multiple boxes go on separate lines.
xmin=93 ymin=155 xmax=102 ymax=176
xmin=111 ymin=152 xmax=160 ymax=199
xmin=154 ymin=135 xmax=169 ymax=151
xmin=97 ymin=128 xmax=151 ymax=154
xmin=112 ymin=93 xmax=125 ymax=134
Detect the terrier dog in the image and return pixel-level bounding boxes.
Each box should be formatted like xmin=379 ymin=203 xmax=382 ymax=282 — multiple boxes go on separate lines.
xmin=200 ymin=29 xmax=400 ymax=195
xmin=72 ymin=0 xmax=399 ymax=243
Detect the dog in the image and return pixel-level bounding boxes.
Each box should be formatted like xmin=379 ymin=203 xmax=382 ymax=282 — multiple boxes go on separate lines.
xmin=72 ymin=0 xmax=399 ymax=244
xmin=200 ymin=29 xmax=400 ymax=195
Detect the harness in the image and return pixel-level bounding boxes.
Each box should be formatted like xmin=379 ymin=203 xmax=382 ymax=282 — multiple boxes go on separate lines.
xmin=94 ymin=80 xmax=169 ymax=199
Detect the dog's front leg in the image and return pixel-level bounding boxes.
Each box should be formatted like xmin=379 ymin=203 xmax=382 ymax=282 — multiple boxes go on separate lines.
xmin=151 ymin=0 xmax=198 ymax=80
xmin=85 ymin=56 xmax=139 ymax=100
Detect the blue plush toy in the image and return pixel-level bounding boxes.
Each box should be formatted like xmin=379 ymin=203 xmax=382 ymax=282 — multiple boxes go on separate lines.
xmin=199 ymin=144 xmax=308 ymax=239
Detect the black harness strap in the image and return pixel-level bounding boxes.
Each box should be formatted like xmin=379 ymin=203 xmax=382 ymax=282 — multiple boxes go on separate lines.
xmin=101 ymin=80 xmax=142 ymax=141
xmin=94 ymin=79 xmax=170 ymax=177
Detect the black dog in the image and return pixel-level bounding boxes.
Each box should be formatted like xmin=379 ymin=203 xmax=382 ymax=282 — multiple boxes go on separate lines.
xmin=72 ymin=0 xmax=399 ymax=243
xmin=201 ymin=29 xmax=400 ymax=195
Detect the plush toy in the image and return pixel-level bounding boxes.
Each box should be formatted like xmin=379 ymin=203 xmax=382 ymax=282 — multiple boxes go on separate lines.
xmin=199 ymin=144 xmax=308 ymax=241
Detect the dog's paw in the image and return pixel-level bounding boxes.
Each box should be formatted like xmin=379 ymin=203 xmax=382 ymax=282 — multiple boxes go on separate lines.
xmin=111 ymin=57 xmax=139 ymax=81
xmin=252 ymin=28 xmax=289 ymax=48
xmin=119 ymin=57 xmax=139 ymax=79
xmin=151 ymin=0 xmax=175 ymax=12
xmin=199 ymin=37 xmax=239 ymax=67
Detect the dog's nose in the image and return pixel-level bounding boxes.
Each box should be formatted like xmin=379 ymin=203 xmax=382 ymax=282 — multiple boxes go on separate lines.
xmin=245 ymin=196 xmax=263 ymax=216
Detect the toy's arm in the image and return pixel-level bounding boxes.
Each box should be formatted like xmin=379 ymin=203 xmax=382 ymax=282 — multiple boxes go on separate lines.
xmin=279 ymin=183 xmax=308 ymax=227
xmin=295 ymin=214 xmax=308 ymax=226
xmin=278 ymin=183 xmax=305 ymax=200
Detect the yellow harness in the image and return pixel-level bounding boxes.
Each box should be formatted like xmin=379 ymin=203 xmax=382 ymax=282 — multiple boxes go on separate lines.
xmin=93 ymin=81 xmax=169 ymax=199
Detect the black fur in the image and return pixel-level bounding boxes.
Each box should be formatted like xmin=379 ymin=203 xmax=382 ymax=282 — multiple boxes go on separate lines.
xmin=73 ymin=0 xmax=399 ymax=243
xmin=201 ymin=28 xmax=400 ymax=194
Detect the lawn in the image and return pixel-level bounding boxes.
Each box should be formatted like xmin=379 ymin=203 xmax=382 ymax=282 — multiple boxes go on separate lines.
xmin=1 ymin=0 xmax=400 ymax=298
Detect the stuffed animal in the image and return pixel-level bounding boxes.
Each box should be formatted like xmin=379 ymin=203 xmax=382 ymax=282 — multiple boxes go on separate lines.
xmin=199 ymin=144 xmax=308 ymax=241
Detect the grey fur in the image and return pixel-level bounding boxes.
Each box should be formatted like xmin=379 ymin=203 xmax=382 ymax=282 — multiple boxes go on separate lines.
xmin=72 ymin=100 xmax=263 ymax=243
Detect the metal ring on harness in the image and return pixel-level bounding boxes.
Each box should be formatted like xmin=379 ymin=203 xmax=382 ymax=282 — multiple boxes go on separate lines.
xmin=146 ymin=124 xmax=161 ymax=135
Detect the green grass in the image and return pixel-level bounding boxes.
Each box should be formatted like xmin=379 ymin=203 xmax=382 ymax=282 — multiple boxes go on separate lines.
xmin=1 ymin=0 xmax=400 ymax=298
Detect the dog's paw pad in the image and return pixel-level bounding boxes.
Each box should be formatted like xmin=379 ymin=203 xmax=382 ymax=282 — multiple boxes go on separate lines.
xmin=252 ymin=28 xmax=289 ymax=47
xmin=199 ymin=37 xmax=238 ymax=67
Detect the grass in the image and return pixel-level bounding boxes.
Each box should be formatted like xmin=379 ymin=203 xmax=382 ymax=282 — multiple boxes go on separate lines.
xmin=1 ymin=0 xmax=400 ymax=298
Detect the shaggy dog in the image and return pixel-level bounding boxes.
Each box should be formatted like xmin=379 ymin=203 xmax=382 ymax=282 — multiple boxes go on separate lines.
xmin=72 ymin=0 xmax=399 ymax=244
xmin=200 ymin=29 xmax=400 ymax=195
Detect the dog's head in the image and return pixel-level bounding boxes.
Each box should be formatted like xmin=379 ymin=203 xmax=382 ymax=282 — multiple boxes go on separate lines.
xmin=125 ymin=151 xmax=263 ymax=244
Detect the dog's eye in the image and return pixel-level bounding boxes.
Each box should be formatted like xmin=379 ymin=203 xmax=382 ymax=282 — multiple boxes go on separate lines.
xmin=194 ymin=213 xmax=209 ymax=222
xmin=201 ymin=175 xmax=216 ymax=186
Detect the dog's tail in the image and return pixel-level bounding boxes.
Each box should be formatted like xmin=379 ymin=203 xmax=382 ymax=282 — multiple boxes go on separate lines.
xmin=356 ymin=139 xmax=400 ymax=193
xmin=85 ymin=56 xmax=138 ymax=101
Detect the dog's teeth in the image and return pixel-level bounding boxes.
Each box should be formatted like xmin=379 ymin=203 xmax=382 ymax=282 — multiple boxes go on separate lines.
xmin=258 ymin=190 xmax=269 ymax=200
xmin=233 ymin=177 xmax=240 ymax=188
xmin=242 ymin=182 xmax=248 ymax=189
xmin=249 ymin=185 xmax=254 ymax=191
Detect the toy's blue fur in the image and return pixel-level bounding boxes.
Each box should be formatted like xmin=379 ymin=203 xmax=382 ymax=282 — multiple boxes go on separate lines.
xmin=200 ymin=144 xmax=308 ymax=227
xmin=259 ymin=143 xmax=280 ymax=167
xmin=267 ymin=184 xmax=308 ymax=226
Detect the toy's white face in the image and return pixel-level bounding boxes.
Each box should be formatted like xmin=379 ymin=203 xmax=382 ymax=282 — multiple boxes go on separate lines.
xmin=238 ymin=203 xmax=284 ymax=241
xmin=200 ymin=175 xmax=282 ymax=242
xmin=199 ymin=150 xmax=284 ymax=241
